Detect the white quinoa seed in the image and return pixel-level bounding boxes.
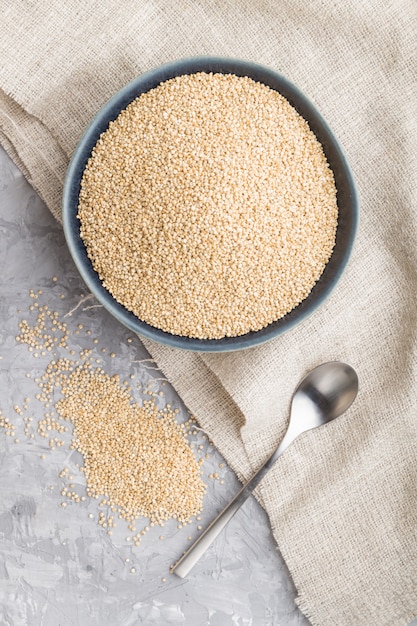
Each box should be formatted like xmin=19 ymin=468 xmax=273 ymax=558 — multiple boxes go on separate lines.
xmin=54 ymin=363 xmax=206 ymax=524
xmin=12 ymin=291 xmax=206 ymax=531
xmin=78 ymin=72 xmax=338 ymax=339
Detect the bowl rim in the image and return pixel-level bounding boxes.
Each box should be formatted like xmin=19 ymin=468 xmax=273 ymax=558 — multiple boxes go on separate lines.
xmin=62 ymin=55 xmax=359 ymax=352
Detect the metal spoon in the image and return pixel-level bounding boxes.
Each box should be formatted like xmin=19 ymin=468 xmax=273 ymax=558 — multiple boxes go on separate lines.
xmin=173 ymin=361 xmax=358 ymax=578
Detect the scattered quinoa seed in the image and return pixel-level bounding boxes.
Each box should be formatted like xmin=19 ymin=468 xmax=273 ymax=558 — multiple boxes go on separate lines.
xmin=54 ymin=364 xmax=205 ymax=525
xmin=7 ymin=286 xmax=209 ymax=546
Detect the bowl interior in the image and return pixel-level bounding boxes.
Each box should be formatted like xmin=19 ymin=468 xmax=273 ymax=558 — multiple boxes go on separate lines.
xmin=62 ymin=57 xmax=358 ymax=352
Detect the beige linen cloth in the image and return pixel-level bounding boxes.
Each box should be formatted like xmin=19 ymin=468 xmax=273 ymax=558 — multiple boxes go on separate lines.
xmin=1 ymin=1 xmax=417 ymax=624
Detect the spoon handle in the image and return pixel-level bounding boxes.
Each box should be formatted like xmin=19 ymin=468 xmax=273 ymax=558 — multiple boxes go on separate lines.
xmin=172 ymin=440 xmax=287 ymax=579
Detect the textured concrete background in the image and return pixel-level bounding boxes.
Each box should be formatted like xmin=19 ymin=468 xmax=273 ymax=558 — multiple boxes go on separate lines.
xmin=0 ymin=145 xmax=307 ymax=626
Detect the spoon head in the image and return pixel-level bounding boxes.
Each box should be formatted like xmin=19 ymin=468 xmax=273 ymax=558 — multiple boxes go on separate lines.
xmin=296 ymin=361 xmax=358 ymax=424
xmin=273 ymin=361 xmax=358 ymax=460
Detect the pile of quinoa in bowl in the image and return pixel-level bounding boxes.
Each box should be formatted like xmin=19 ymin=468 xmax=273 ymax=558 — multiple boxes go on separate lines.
xmin=63 ymin=57 xmax=358 ymax=352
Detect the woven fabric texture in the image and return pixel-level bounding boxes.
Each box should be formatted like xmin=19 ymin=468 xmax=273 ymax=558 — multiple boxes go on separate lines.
xmin=1 ymin=2 xmax=417 ymax=624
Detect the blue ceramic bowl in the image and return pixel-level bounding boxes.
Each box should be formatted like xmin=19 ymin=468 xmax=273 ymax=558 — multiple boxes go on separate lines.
xmin=62 ymin=57 xmax=358 ymax=352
